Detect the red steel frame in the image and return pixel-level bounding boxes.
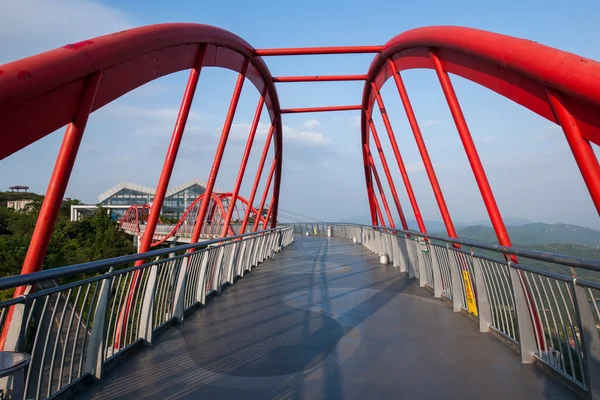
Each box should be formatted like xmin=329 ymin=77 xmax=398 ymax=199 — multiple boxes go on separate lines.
xmin=2 ymin=24 xmax=600 ymax=355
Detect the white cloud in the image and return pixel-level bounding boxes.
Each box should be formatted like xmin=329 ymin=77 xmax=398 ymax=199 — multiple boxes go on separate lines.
xmin=0 ymin=0 xmax=133 ymax=64
xmin=302 ymin=119 xmax=322 ymax=130
xmin=282 ymin=125 xmax=331 ymax=146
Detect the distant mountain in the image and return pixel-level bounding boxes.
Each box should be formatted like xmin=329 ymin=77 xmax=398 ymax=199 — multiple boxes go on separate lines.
xmin=439 ymin=223 xmax=600 ymax=248
xmin=341 ymin=216 xmax=532 ymax=232
xmin=340 ymin=215 xmax=599 ymax=249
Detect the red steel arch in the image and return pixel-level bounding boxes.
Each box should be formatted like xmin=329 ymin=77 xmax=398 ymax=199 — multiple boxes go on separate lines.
xmin=0 ymin=23 xmax=284 ymax=350
xmin=118 ymin=193 xmax=267 ymax=246
xmin=360 ymin=26 xmax=600 ymax=355
xmin=0 ymin=23 xmax=283 ymax=276
xmin=361 ymin=26 xmax=600 ymax=240
xmin=2 ymin=23 xmax=600 ymax=355
xmin=119 ymin=204 xmax=164 ymax=236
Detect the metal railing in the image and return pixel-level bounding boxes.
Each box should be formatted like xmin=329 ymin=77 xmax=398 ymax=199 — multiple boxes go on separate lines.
xmin=289 ymin=222 xmax=600 ymax=399
xmin=0 ymin=227 xmax=293 ymax=400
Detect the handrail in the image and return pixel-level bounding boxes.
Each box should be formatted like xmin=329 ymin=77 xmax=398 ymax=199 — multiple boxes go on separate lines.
xmin=0 ymin=228 xmax=281 ymax=291
xmin=287 ymin=222 xmax=600 ymax=272
xmin=292 ymin=221 xmax=600 ymax=395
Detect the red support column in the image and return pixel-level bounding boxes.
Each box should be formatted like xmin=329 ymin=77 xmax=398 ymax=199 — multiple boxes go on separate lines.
xmin=253 ymin=157 xmax=277 ymax=232
xmin=190 ymin=59 xmax=250 ymax=243
xmin=240 ymin=123 xmax=276 ymax=234
xmin=365 ymin=146 xmax=396 ymax=228
xmin=114 ymin=46 xmax=207 ymax=347
xmin=361 ymin=116 xmax=379 ymax=226
xmin=371 ymin=82 xmax=426 ymax=233
xmin=262 ymin=198 xmax=274 ymax=230
xmin=388 ymin=60 xmax=458 ymax=239
xmin=373 ymin=188 xmax=386 ymax=227
xmin=138 ymin=45 xmax=207 ymax=254
xmin=367 ymin=113 xmax=409 ymax=230
xmin=430 ymin=48 xmax=545 ymax=350
xmin=0 ymin=71 xmax=102 ymax=350
xmin=429 ymin=49 xmax=512 ymax=247
xmin=546 ymin=88 xmax=600 ymax=215
xmin=221 ymin=88 xmax=267 ymax=237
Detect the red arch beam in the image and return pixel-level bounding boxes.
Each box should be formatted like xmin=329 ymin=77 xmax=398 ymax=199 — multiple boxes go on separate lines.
xmin=0 ymin=23 xmax=283 ymax=161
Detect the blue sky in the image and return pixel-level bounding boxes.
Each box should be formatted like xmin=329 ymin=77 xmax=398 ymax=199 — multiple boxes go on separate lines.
xmin=1 ymin=0 xmax=600 ymax=229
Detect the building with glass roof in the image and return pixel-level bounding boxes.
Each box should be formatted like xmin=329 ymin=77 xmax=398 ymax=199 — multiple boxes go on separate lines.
xmin=71 ymin=179 xmax=208 ymax=221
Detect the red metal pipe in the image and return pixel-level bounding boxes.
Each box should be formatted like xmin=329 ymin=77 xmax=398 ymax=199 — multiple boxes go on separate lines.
xmin=255 ymin=45 xmax=382 ymax=56
xmin=190 ymin=59 xmax=249 ymax=243
xmin=429 ymin=49 xmax=512 ymax=246
xmin=371 ymin=82 xmax=426 ymax=233
xmin=220 ymin=88 xmax=267 ymax=237
xmin=430 ymin=48 xmax=545 ymax=350
xmin=240 ymin=123 xmax=276 ymax=234
xmin=272 ymin=75 xmax=367 ymax=82
xmin=388 ymin=60 xmax=458 ymax=239
xmin=546 ymin=88 xmax=600 ymax=216
xmin=281 ymin=105 xmax=362 ymax=113
xmin=372 ymin=187 xmax=386 ymax=227
xmin=253 ymin=158 xmax=277 ymax=232
xmin=366 ymin=113 xmax=409 ymax=230
xmin=262 ymin=198 xmax=274 ymax=230
xmin=361 ymin=114 xmax=379 ymax=226
xmin=365 ymin=146 xmax=396 ymax=228
xmin=0 ymin=71 xmax=102 ymax=351
xmin=139 ymin=45 xmax=207 ymax=254
xmin=113 ymin=46 xmax=208 ymax=348
xmin=369 ymin=187 xmax=379 ymax=226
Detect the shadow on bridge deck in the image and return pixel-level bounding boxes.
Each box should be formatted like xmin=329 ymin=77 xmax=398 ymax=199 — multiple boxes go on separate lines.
xmin=80 ymin=236 xmax=577 ymax=400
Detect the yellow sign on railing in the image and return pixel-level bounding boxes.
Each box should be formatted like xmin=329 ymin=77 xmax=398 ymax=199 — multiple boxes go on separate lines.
xmin=462 ymin=270 xmax=478 ymax=316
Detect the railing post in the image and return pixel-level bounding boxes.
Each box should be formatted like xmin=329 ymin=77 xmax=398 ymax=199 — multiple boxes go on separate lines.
xmin=447 ymin=244 xmax=464 ymax=312
xmin=172 ymin=257 xmax=189 ymax=322
xmin=572 ymin=281 xmax=600 ymax=400
xmin=415 ymin=238 xmax=428 ymax=287
xmin=225 ymin=242 xmax=239 ymax=284
xmin=428 ymin=241 xmax=443 ymax=298
xmin=391 ymin=234 xmax=401 ymax=268
xmin=238 ymin=241 xmax=248 ymax=277
xmin=508 ymin=263 xmax=537 ymax=363
xmin=396 ymin=235 xmax=408 ymax=273
xmin=471 ymin=255 xmax=492 ymax=332
xmin=213 ymin=246 xmax=226 ymax=294
xmin=138 ymin=263 xmax=159 ymax=344
xmin=404 ymin=237 xmax=416 ymax=279
xmin=2 ymin=287 xmax=33 ymax=352
xmin=196 ymin=251 xmax=210 ymax=304
xmin=85 ymin=273 xmax=113 ymax=379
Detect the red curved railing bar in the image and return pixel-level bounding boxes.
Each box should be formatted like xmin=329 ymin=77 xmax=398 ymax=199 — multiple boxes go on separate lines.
xmin=118 ymin=204 xmax=164 ymax=237
xmin=117 ymin=193 xmax=266 ymax=246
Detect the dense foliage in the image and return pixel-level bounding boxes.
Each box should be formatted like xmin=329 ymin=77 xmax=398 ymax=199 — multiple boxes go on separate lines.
xmin=0 ymin=194 xmax=135 ymax=281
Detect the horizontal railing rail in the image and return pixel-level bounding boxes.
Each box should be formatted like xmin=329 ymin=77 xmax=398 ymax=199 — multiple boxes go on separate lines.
xmin=0 ymin=227 xmax=294 ymax=400
xmin=287 ymin=222 xmax=600 ymax=399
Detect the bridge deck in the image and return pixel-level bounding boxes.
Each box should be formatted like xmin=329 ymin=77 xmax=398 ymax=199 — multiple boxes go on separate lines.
xmin=81 ymin=236 xmax=577 ymax=399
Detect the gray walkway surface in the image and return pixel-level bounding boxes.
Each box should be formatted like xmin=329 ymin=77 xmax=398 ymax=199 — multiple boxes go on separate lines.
xmin=81 ymin=236 xmax=578 ymax=399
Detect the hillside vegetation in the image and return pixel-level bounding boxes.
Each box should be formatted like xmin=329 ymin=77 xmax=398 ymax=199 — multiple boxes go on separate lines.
xmin=0 ymin=193 xmax=136 ymax=300
xmin=449 ymin=223 xmax=600 ymax=248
